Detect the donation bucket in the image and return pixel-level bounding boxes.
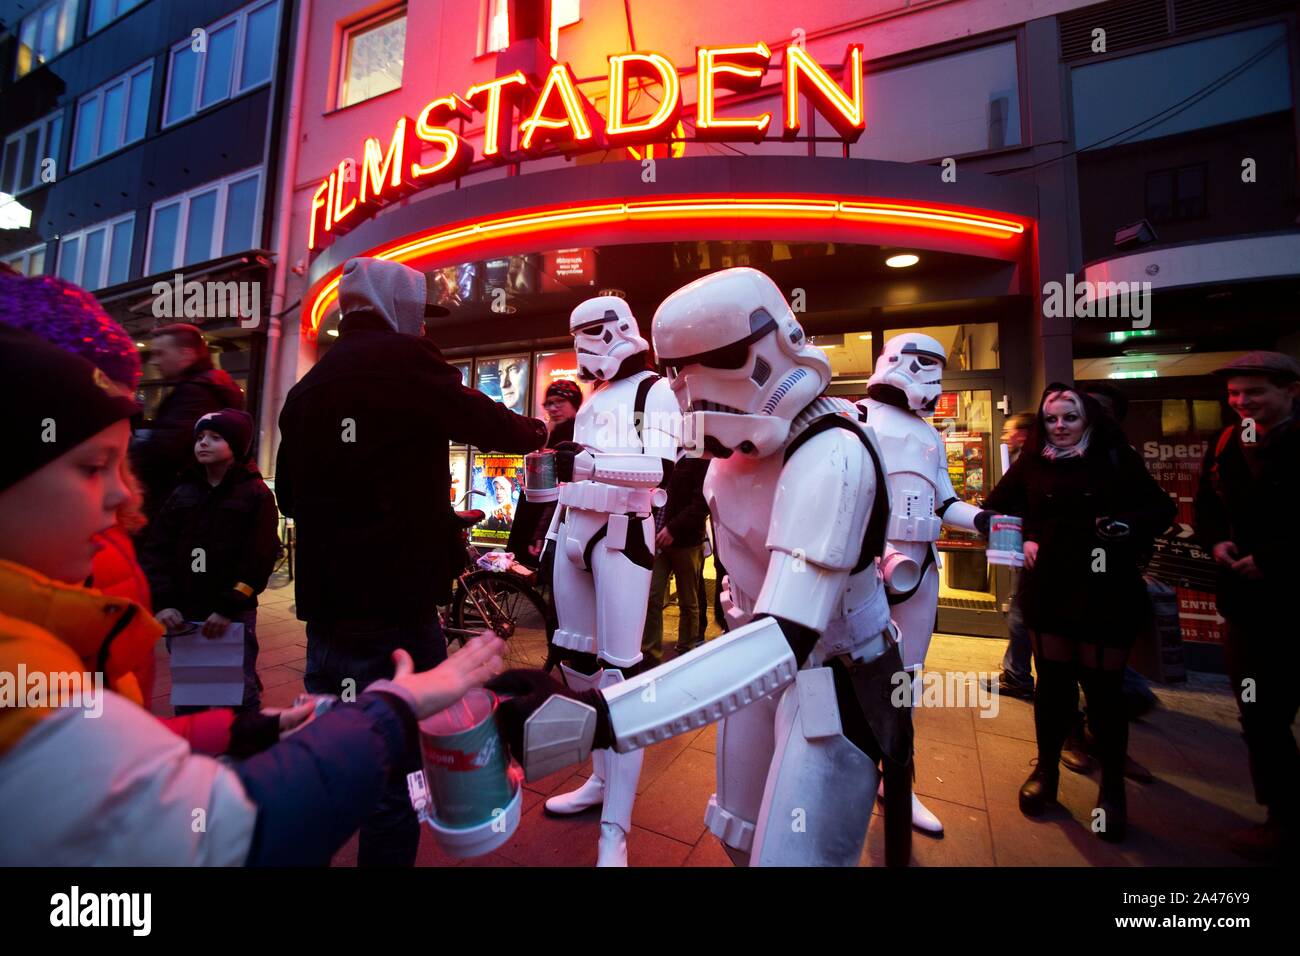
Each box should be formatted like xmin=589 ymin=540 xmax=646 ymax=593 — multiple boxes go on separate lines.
xmin=414 ymin=688 xmax=521 ymax=858
xmin=523 ymin=450 xmax=559 ymax=502
xmin=986 ymin=515 xmax=1025 ymax=568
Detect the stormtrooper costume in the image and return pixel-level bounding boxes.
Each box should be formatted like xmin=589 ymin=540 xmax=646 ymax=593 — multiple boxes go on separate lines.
xmin=513 ymin=269 xmax=914 ymax=867
xmin=540 ymin=295 xmax=679 ymax=867
xmin=856 ymin=333 xmax=984 ymax=836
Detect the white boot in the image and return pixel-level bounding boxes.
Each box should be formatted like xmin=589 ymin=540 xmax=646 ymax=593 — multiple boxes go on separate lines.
xmin=876 ymin=779 xmax=945 ymax=835
xmin=599 ymin=744 xmax=644 ymax=867
xmin=545 ymin=749 xmax=606 ymax=815
xmin=597 ymin=822 xmax=628 ymax=867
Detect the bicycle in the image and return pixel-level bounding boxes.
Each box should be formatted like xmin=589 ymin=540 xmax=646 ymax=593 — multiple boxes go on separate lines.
xmin=440 ymin=492 xmax=555 ymax=670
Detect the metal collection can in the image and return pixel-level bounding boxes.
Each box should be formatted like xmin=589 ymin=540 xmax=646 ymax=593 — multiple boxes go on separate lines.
xmin=419 ymin=688 xmax=514 ymax=829
xmin=987 ymin=515 xmax=1025 ymax=567
xmin=523 ymin=450 xmax=559 ymax=502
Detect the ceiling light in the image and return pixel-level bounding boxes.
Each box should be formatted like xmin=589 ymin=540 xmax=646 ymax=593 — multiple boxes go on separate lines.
xmin=1108 ymin=369 xmax=1157 ymax=379
xmin=885 ymin=254 xmax=919 ymax=268
xmin=858 ymin=334 xmax=872 ymax=340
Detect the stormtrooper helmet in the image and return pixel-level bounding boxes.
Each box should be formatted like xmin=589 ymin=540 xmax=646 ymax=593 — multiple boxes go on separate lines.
xmin=868 ymin=332 xmax=948 ymax=412
xmin=652 ymin=268 xmax=830 ymax=459
xmin=569 ymin=296 xmax=649 ymax=382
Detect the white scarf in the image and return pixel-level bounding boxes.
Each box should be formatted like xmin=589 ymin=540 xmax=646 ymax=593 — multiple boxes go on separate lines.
xmin=1041 ymin=426 xmax=1092 ymax=460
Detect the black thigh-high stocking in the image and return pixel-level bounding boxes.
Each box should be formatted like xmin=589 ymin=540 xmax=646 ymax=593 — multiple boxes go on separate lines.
xmin=1078 ymin=643 xmax=1130 ymax=801
xmin=1030 ymin=632 xmax=1077 ymax=771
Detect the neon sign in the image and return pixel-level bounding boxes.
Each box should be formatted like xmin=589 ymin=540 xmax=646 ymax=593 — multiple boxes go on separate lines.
xmin=305 ymin=193 xmax=1027 ymax=335
xmin=308 ymin=43 xmax=868 ymax=252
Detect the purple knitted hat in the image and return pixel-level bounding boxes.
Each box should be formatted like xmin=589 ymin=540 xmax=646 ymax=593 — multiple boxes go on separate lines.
xmin=0 ymin=271 xmax=141 ymax=390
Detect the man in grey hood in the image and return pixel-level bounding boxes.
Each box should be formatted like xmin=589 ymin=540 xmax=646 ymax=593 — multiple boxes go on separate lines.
xmin=275 ymin=257 xmax=546 ymax=866
xmin=337 ymin=256 xmax=430 ymax=336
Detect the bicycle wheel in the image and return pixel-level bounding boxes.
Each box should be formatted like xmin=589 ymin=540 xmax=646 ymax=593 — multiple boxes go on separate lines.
xmin=452 ymin=570 xmax=553 ymax=669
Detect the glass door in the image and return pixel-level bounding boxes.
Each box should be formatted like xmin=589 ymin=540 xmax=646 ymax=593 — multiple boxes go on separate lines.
xmin=927 ymin=380 xmax=1008 ymax=637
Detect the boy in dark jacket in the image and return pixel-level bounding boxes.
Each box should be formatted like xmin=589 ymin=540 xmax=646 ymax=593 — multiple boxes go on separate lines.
xmin=143 ymin=408 xmax=279 ymax=712
xmin=130 ymin=324 xmax=245 ymax=523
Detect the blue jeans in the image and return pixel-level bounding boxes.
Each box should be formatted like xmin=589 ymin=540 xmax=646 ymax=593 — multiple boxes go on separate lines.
xmin=1000 ymin=575 xmax=1033 ymax=689
xmin=304 ymin=610 xmax=446 ymax=867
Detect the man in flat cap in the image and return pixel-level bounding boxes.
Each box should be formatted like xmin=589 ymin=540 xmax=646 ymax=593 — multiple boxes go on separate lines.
xmin=1194 ymin=350 xmax=1300 ymax=861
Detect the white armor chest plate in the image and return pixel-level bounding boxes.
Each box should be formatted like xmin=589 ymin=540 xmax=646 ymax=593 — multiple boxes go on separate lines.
xmin=573 ymin=373 xmax=652 ymax=454
xmin=704 ymin=451 xmax=782 ymax=612
xmin=859 ymin=399 xmax=949 ymax=543
xmin=705 ymin=444 xmax=890 ymax=664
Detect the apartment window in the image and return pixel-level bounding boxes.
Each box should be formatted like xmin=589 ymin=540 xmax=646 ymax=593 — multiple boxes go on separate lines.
xmin=164 ymin=0 xmax=281 ymax=127
xmin=338 ymin=6 xmax=406 ymax=108
xmin=1 ymin=112 xmax=62 ymax=195
xmin=14 ymin=0 xmax=78 ymax=79
xmin=3 ymin=244 xmax=48 ymax=276
xmin=1146 ymin=163 xmax=1208 ymax=223
xmin=56 ymin=213 xmax=134 ymax=290
xmin=1072 ymin=23 xmax=1291 ymax=151
xmin=481 ymin=0 xmax=578 ymax=56
xmin=483 ymin=0 xmax=509 ymax=54
xmin=146 ymin=168 xmax=262 ymax=274
xmin=849 ymin=41 xmax=1021 ymax=163
xmin=88 ymin=0 xmax=145 ymax=34
xmin=71 ymin=61 xmax=152 ymax=169
xmin=550 ymin=0 xmax=579 ymax=57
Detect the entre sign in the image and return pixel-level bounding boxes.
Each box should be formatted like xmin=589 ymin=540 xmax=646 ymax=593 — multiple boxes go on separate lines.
xmin=308 ymin=43 xmax=865 ymax=252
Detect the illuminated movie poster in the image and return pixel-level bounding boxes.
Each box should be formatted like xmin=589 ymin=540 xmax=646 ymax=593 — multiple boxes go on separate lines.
xmin=452 ymin=361 xmax=470 ymax=388
xmin=533 ymin=350 xmax=593 ymax=414
xmin=448 ymin=447 xmax=468 ymax=507
xmin=475 ymin=354 xmax=530 ymax=416
xmin=470 ymin=452 xmax=525 ymax=546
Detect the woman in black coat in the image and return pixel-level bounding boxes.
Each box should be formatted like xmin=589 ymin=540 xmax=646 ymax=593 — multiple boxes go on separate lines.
xmin=977 ymin=384 xmax=1175 ymax=841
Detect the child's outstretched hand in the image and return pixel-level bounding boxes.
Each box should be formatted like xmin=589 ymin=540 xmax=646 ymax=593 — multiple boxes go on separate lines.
xmin=388 ymin=632 xmax=506 ymax=720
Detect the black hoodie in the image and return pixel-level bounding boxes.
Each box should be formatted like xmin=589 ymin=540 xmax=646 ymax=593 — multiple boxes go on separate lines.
xmin=276 ymin=325 xmax=546 ymax=618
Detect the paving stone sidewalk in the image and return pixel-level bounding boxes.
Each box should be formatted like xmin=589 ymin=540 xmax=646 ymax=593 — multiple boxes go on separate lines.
xmin=149 ymin=572 xmax=1268 ymax=867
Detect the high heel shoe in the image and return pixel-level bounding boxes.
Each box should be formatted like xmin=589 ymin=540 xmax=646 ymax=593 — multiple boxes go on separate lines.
xmin=1019 ymin=765 xmax=1059 ymax=817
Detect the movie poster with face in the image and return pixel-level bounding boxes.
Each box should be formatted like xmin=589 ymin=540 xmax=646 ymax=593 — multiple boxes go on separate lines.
xmin=475 ymin=354 xmax=530 ymax=416
xmin=448 ymin=447 xmax=468 ymax=507
xmin=469 ymin=452 xmax=525 ymax=546
xmin=533 ymin=350 xmax=593 ymax=425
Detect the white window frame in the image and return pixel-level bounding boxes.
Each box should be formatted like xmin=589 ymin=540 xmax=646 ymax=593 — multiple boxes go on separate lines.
xmin=145 ymin=167 xmax=264 ymax=275
xmin=337 ymin=5 xmax=407 ymax=109
xmin=3 ymin=243 xmax=49 ymax=276
xmin=162 ymin=0 xmax=280 ymax=129
xmin=479 ymin=1 xmax=578 ymax=57
xmin=87 ymin=0 xmax=146 ymax=37
xmin=14 ymin=0 xmax=79 ymax=79
xmin=70 ymin=59 xmax=153 ymax=171
xmin=480 ymin=0 xmax=509 ymax=56
xmin=2 ymin=111 xmax=62 ymax=196
xmin=56 ymin=212 xmax=135 ymax=290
